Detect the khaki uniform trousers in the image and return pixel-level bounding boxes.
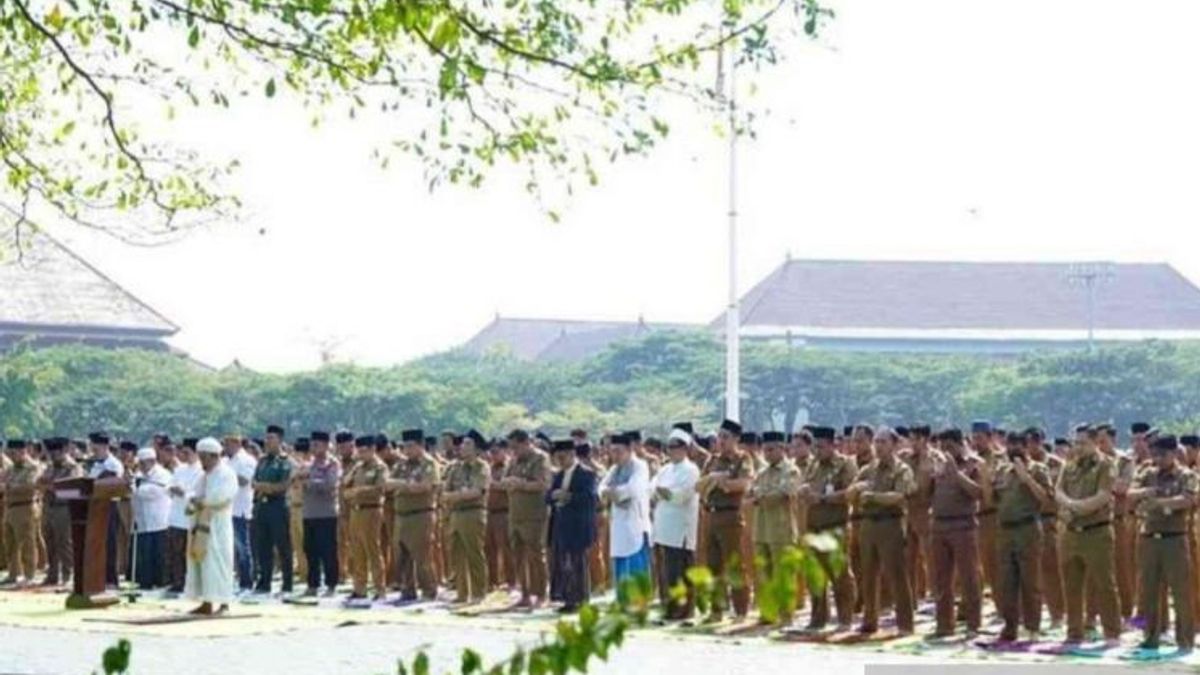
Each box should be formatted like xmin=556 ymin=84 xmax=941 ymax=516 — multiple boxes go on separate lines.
xmin=485 ymin=509 xmax=514 ymax=589
xmin=995 ymin=520 xmax=1042 ymax=637
xmin=1062 ymin=525 xmax=1121 ymax=641
xmin=1040 ymin=515 xmax=1065 ymax=624
xmin=395 ymin=510 xmax=437 ymax=598
xmin=1140 ymin=533 xmax=1194 ymax=648
xmin=906 ymin=509 xmax=933 ymax=602
xmin=977 ymin=511 xmax=998 ymax=604
xmin=0 ymin=502 xmax=8 ymax=571
xmin=290 ymin=507 xmax=307 ymax=583
xmin=449 ymin=509 xmax=488 ymax=601
xmin=860 ymin=517 xmax=914 ymax=632
xmin=589 ymin=512 xmax=608 ymax=592
xmin=808 ymin=526 xmax=855 ymax=628
xmin=4 ymin=504 xmax=39 ymax=580
xmin=932 ymin=527 xmax=981 ymax=635
xmin=509 ymin=516 xmax=548 ymax=601
xmin=1113 ymin=512 xmax=1137 ymax=619
xmin=338 ymin=509 xmax=351 ymax=582
xmin=349 ymin=507 xmax=385 ymax=596
xmin=42 ymin=504 xmax=73 ymax=583
xmin=755 ymin=542 xmax=795 ymax=624
xmin=706 ymin=509 xmax=750 ymax=618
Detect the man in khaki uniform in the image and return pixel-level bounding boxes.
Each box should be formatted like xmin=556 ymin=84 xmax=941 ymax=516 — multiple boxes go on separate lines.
xmin=1125 ymin=422 xmax=1153 ymax=622
xmin=3 ymin=440 xmax=42 ymax=586
xmin=0 ymin=450 xmax=11 ymax=572
xmin=749 ymin=431 xmax=801 ymax=625
xmin=851 ymin=427 xmax=916 ymax=634
xmin=698 ymin=419 xmax=756 ymax=621
xmin=1100 ymin=423 xmax=1136 ymax=621
xmin=334 ymin=431 xmax=357 ymax=581
xmin=444 ymin=431 xmax=490 ymax=603
xmin=930 ymin=428 xmax=984 ymax=637
xmin=499 ymin=429 xmax=552 ymax=608
xmin=1127 ymin=435 xmax=1195 ymax=652
xmin=985 ymin=431 xmax=1054 ymax=641
xmin=343 ymin=436 xmax=388 ymax=600
xmin=899 ymin=425 xmax=935 ymax=603
xmin=485 ymin=441 xmax=514 ymax=590
xmin=387 ymin=428 xmax=441 ymax=601
xmin=39 ymin=438 xmax=81 ymax=586
xmin=800 ymin=426 xmax=857 ymax=630
xmin=1056 ymin=424 xmax=1121 ymax=646
xmin=969 ymin=421 xmax=1001 ymax=607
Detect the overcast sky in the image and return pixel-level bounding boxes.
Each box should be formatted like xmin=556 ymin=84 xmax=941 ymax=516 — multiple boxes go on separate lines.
xmin=49 ymin=1 xmax=1200 ymax=372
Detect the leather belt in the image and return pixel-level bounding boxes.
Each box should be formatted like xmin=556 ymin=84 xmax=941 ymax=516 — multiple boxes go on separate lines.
xmin=1000 ymin=515 xmax=1039 ymax=530
xmin=6 ymin=500 xmax=33 ymax=507
xmin=453 ymin=505 xmax=485 ymax=513
xmin=1067 ymin=520 xmax=1111 ymax=533
xmin=396 ymin=507 xmax=434 ymax=516
xmin=863 ymin=512 xmax=902 ymax=522
xmin=1143 ymin=531 xmax=1186 ymax=540
xmin=935 ymin=514 xmax=975 ymax=522
xmin=353 ymin=504 xmax=382 ymax=511
xmin=256 ymin=496 xmax=285 ymax=505
xmin=707 ymin=505 xmax=740 ymax=513
xmin=849 ymin=514 xmax=865 ymax=522
xmin=810 ymin=521 xmax=847 ymax=533
xmin=488 ymin=508 xmax=509 ymax=514
xmin=977 ymin=508 xmax=997 ymax=517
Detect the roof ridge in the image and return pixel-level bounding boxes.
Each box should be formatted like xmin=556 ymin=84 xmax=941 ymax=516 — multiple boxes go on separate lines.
xmin=784 ymin=257 xmax=1168 ymax=267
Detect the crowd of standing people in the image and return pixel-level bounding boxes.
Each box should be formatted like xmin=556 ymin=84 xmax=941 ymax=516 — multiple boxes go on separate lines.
xmin=1 ymin=419 xmax=1197 ymax=651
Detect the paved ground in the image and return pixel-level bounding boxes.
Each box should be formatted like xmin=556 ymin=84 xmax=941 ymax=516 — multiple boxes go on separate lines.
xmin=0 ymin=589 xmax=1194 ymax=674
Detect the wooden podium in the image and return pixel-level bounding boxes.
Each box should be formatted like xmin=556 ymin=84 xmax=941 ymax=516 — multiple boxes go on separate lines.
xmin=55 ymin=476 xmax=126 ymax=609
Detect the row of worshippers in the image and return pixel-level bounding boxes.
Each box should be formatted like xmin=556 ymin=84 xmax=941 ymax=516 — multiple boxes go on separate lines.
xmin=7 ymin=419 xmax=1200 ymax=653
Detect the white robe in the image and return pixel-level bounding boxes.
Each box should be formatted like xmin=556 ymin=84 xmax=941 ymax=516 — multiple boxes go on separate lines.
xmin=600 ymin=457 xmax=652 ymax=558
xmin=185 ymin=461 xmax=237 ymax=604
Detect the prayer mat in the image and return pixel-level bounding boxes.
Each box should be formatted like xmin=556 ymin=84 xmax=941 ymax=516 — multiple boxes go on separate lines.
xmin=82 ymin=613 xmax=261 ymax=626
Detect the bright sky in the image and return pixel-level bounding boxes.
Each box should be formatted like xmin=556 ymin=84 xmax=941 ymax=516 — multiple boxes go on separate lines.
xmin=50 ymin=1 xmax=1200 ymax=372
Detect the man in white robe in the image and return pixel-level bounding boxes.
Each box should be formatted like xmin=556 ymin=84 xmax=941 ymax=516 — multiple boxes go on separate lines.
xmin=185 ymin=437 xmax=238 ymax=615
xmin=651 ymin=429 xmax=701 ymax=619
xmin=599 ymin=434 xmax=652 ymax=598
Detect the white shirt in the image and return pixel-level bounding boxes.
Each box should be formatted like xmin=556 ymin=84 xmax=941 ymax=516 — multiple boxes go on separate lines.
xmin=168 ymin=461 xmax=203 ymax=529
xmin=600 ymin=457 xmax=652 ymax=558
xmin=227 ymin=450 xmax=257 ymax=519
xmin=132 ymin=463 xmax=172 ymax=533
xmin=651 ymin=458 xmax=700 ymax=550
xmin=87 ymin=454 xmax=125 ymax=479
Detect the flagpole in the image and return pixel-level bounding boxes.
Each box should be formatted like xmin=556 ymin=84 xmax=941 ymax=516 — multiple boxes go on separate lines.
xmin=722 ymin=34 xmax=740 ymax=423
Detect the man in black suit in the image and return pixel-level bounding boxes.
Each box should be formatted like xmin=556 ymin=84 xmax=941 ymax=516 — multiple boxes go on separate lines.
xmin=546 ymin=440 xmax=598 ymax=612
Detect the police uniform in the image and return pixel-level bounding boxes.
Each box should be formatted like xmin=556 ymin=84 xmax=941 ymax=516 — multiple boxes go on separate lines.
xmin=1038 ymin=451 xmax=1066 ymax=626
xmin=750 ymin=454 xmax=801 ymax=623
xmin=991 ymin=457 xmax=1053 ymax=639
xmin=802 ymin=449 xmax=857 ymax=628
xmin=702 ymin=448 xmax=756 ymax=619
xmin=344 ymin=450 xmax=388 ymax=598
xmin=390 ymin=447 xmax=441 ymax=600
xmin=1057 ymin=449 xmax=1121 ymax=642
xmin=1133 ymin=448 xmax=1196 ymax=650
xmin=856 ymin=454 xmax=916 ymax=633
xmin=504 ymin=446 xmax=552 ymax=603
xmin=445 ymin=456 xmax=490 ymax=602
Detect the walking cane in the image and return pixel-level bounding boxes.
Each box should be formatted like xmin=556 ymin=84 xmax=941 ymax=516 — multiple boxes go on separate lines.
xmin=125 ymin=478 xmax=143 ymax=604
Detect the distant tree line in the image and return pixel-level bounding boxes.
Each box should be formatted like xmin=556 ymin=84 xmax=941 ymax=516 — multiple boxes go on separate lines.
xmin=4 ymin=334 xmax=1200 ymax=441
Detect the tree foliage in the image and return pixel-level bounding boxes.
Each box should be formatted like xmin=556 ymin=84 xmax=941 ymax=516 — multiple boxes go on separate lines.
xmin=1 ymin=0 xmax=833 ymax=242
xmin=6 ymin=336 xmax=1200 ymax=439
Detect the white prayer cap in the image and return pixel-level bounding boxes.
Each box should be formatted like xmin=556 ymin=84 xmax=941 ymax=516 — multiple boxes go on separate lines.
xmin=196 ymin=437 xmax=222 ymax=455
xmin=136 ymin=447 xmax=157 ymax=462
xmin=668 ymin=428 xmax=694 ymax=446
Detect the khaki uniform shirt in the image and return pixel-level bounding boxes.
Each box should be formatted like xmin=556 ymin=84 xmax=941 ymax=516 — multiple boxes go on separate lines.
xmin=390 ymin=455 xmax=440 ymax=513
xmin=1134 ymin=464 xmax=1198 ymax=534
xmin=751 ymin=459 xmax=801 ymax=544
xmin=899 ymin=448 xmax=935 ymax=517
xmin=803 ymin=454 xmax=856 ymax=531
xmin=445 ymin=458 xmax=490 ymax=511
xmin=855 ymin=457 xmax=915 ymax=518
xmin=41 ymin=460 xmax=82 ymax=507
xmin=3 ymin=461 xmax=42 ymax=507
xmin=993 ymin=460 xmax=1052 ymax=524
xmin=1057 ymin=452 xmax=1115 ymax=530
xmin=703 ymin=451 xmax=756 ymax=511
xmin=344 ymin=457 xmax=388 ymax=507
xmin=931 ymin=452 xmax=982 ymax=532
xmin=487 ymin=460 xmax=509 ymax=511
xmin=504 ymin=449 xmax=551 ymax=523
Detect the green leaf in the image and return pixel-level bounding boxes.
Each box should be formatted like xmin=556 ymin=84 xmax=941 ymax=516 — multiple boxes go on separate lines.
xmin=431 ymin=18 xmax=461 ymax=51
xmin=265 ymin=78 xmax=276 ymax=98
xmin=187 ymin=25 xmax=200 ymax=48
xmin=45 ymin=5 xmax=66 ymax=32
xmin=413 ymin=652 xmax=429 ymax=675
xmin=461 ymin=648 xmax=482 ymax=675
